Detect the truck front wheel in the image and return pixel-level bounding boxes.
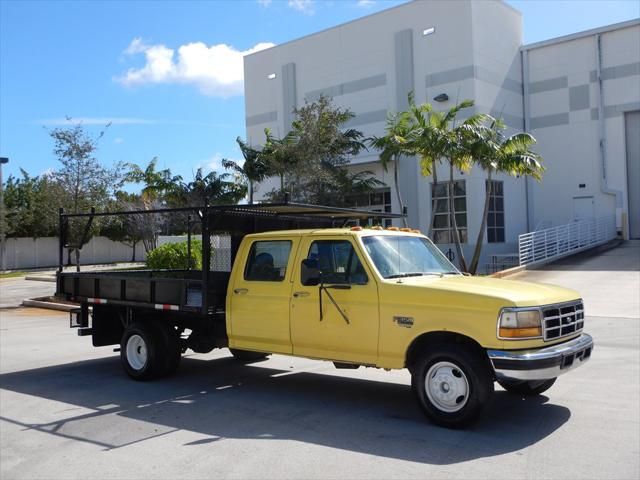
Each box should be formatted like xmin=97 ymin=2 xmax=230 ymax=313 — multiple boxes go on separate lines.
xmin=411 ymin=344 xmax=494 ymax=428
xmin=498 ymin=378 xmax=556 ymax=396
xmin=121 ymin=323 xmax=164 ymax=380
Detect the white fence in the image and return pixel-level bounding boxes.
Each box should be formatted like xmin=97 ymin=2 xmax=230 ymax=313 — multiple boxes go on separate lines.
xmin=1 ymin=235 xmax=198 ymax=271
xmin=519 ymin=215 xmax=617 ymax=266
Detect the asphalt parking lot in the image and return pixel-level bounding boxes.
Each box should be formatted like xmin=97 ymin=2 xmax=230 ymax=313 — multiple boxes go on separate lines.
xmin=1 ymin=243 xmax=639 ymax=479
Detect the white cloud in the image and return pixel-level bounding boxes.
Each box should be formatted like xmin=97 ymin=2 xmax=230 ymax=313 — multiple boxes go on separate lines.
xmin=39 ymin=117 xmax=154 ymax=126
xmin=257 ymin=0 xmax=272 ymax=6
xmin=288 ymin=0 xmax=315 ymax=15
xmin=114 ymin=137 xmax=124 ymax=144
xmin=356 ymin=0 xmax=375 ymax=7
xmin=116 ymin=38 xmax=275 ymax=97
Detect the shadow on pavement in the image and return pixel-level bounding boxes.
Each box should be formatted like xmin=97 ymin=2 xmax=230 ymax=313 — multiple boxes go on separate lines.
xmin=0 ymin=355 xmax=571 ymax=464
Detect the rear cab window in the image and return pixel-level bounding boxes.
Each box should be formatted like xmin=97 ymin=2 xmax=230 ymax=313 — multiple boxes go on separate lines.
xmin=244 ymin=240 xmax=293 ymax=282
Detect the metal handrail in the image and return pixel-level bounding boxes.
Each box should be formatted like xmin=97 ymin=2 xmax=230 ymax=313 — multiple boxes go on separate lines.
xmin=519 ymin=215 xmax=616 ymax=266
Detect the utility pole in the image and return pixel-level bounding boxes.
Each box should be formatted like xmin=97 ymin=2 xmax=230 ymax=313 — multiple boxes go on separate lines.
xmin=0 ymin=156 xmax=8 ymax=271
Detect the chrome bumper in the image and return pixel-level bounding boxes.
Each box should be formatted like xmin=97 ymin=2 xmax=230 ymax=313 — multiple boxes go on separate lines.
xmin=487 ymin=333 xmax=594 ymax=381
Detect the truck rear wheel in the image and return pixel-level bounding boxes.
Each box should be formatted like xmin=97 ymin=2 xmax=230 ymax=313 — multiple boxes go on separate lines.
xmin=121 ymin=323 xmax=164 ymax=380
xmin=411 ymin=344 xmax=494 ymax=428
xmin=498 ymin=378 xmax=556 ymax=396
xmin=229 ymin=348 xmax=270 ymax=363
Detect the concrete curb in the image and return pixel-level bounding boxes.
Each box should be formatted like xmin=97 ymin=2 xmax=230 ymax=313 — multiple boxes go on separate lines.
xmin=22 ymin=299 xmax=78 ymax=312
xmin=25 ymin=276 xmax=56 ymax=283
xmin=490 ymin=265 xmax=526 ymax=278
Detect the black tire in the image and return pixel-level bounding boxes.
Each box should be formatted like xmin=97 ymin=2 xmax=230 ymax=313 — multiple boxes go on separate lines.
xmin=229 ymin=348 xmax=270 ymax=363
xmin=411 ymin=344 xmax=494 ymax=428
xmin=155 ymin=323 xmax=182 ymax=376
xmin=120 ymin=322 xmax=165 ymax=381
xmin=498 ymin=378 xmax=557 ymax=396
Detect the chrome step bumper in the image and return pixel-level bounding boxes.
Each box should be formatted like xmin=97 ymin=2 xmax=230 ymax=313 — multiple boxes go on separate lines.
xmin=487 ymin=333 xmax=594 ymax=381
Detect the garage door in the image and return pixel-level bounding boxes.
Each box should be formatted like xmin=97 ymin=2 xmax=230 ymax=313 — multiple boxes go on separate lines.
xmin=626 ymin=111 xmax=640 ymax=239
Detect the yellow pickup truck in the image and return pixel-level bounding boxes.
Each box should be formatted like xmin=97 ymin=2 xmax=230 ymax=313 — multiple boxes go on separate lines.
xmin=58 ymin=203 xmax=593 ymax=428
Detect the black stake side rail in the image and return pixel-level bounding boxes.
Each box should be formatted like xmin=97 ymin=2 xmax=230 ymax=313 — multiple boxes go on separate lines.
xmin=57 ymin=199 xmax=406 ymax=316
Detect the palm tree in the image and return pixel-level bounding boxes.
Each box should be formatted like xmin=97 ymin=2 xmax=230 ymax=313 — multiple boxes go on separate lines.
xmin=185 ymin=168 xmax=247 ymax=206
xmin=222 ymin=137 xmax=269 ymax=204
xmin=261 ymin=128 xmax=300 ymax=201
xmin=437 ymin=100 xmax=488 ymax=272
xmin=125 ymin=157 xmax=183 ymax=208
xmin=465 ymin=119 xmax=544 ymax=274
xmin=405 ymin=97 xmax=447 ymax=237
xmin=369 ymin=111 xmax=416 ymax=227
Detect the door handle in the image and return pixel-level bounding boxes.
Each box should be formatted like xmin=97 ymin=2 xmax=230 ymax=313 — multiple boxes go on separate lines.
xmin=234 ymin=288 xmax=248 ymax=294
xmin=293 ymin=291 xmax=310 ymax=298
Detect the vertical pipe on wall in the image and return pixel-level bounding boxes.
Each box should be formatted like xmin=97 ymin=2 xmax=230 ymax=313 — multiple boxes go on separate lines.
xmin=595 ymin=33 xmax=623 ymax=234
xmin=521 ymin=48 xmax=533 ymax=232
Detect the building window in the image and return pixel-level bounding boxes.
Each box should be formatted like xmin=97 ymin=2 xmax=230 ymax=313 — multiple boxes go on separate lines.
xmin=345 ymin=188 xmax=392 ymax=227
xmin=487 ymin=180 xmax=505 ymax=243
xmin=431 ymin=181 xmax=467 ymax=244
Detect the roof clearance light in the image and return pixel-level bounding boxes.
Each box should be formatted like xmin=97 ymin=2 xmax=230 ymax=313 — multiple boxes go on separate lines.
xmin=267 ymin=73 xmax=276 ymax=79
xmin=350 ymin=226 xmax=363 ymax=231
xmin=371 ymin=226 xmax=383 ymax=230
xmin=400 ymin=227 xmax=412 ymax=232
xmin=387 ymin=226 xmax=399 ymax=231
xmin=423 ymin=27 xmax=435 ymax=36
xmin=412 ymin=229 xmax=421 ymax=234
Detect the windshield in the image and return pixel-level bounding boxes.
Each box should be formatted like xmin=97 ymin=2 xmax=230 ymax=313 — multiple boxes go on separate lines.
xmin=361 ymin=235 xmax=459 ymax=279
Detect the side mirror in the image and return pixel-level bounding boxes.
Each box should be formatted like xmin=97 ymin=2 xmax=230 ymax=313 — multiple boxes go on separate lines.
xmin=301 ymin=258 xmax=321 ymax=286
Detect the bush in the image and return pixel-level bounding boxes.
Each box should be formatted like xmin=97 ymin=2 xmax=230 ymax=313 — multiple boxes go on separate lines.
xmin=146 ymin=240 xmax=202 ymax=270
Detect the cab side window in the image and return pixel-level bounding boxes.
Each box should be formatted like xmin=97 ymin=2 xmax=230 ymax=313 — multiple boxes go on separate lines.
xmin=307 ymin=240 xmax=368 ymax=285
xmin=244 ymin=240 xmax=292 ymax=282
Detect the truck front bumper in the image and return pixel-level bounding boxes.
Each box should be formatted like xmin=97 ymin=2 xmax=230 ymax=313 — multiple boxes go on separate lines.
xmin=487 ymin=333 xmax=594 ymax=381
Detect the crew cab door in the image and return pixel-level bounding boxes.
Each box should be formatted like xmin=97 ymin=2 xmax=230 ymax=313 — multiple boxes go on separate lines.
xmin=228 ymin=237 xmax=299 ymax=354
xmin=290 ymin=237 xmax=379 ymax=365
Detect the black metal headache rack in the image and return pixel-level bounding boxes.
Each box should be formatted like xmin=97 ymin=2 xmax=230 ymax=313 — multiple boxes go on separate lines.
xmin=57 ymin=198 xmax=404 ymax=315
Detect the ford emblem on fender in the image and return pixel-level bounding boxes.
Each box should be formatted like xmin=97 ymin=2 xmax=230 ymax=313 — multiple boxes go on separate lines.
xmin=394 ymin=316 xmax=414 ymax=327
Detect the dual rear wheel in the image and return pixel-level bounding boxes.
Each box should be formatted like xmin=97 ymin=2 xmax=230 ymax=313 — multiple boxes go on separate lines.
xmin=121 ymin=322 xmax=181 ymax=380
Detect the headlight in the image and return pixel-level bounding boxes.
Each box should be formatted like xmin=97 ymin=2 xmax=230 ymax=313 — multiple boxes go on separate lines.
xmin=498 ymin=308 xmax=542 ymax=339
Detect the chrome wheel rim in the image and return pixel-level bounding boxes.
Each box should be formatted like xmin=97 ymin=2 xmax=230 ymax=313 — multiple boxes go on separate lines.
xmin=425 ymin=361 xmax=470 ymax=413
xmin=126 ymin=334 xmax=148 ymax=371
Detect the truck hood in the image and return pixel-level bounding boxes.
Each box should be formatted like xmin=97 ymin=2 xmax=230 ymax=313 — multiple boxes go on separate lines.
xmin=396 ymin=274 xmax=580 ymax=307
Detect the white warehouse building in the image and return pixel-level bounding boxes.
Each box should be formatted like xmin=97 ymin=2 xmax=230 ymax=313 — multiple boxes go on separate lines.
xmin=243 ymin=0 xmax=640 ymax=270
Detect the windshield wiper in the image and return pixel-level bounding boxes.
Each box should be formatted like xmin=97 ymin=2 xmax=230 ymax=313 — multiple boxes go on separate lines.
xmin=385 ymin=272 xmax=447 ymax=279
xmin=385 ymin=272 xmax=425 ymax=279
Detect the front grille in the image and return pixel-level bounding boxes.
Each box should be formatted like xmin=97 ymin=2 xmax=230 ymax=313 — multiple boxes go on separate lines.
xmin=542 ymin=300 xmax=584 ymax=341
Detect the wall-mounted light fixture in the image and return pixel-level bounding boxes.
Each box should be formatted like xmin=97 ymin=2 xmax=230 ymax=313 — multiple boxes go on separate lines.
xmin=423 ymin=27 xmax=435 ymax=36
xmin=267 ymin=73 xmax=276 ymax=79
xmin=433 ymin=93 xmax=449 ymax=102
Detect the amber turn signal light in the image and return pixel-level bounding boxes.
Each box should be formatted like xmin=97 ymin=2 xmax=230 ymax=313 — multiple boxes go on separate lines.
xmin=498 ymin=327 xmax=542 ymax=338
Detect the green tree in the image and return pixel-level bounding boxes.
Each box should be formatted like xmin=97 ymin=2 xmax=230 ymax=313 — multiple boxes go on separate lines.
xmin=369 ymin=110 xmax=416 ymax=227
xmin=222 ymin=137 xmax=269 ymax=204
xmin=261 ymin=128 xmax=301 ymax=201
xmin=125 ymin=157 xmax=183 ymax=208
xmin=182 ymin=168 xmax=247 ymax=206
xmin=465 ymin=119 xmax=544 ymax=274
xmin=3 ymin=169 xmax=62 ymax=237
xmin=49 ymin=120 xmax=121 ymax=269
xmin=288 ymin=95 xmax=367 ymax=205
xmin=437 ymin=100 xmax=488 ymax=272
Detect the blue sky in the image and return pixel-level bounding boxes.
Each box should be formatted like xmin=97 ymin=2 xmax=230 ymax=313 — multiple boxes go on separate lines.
xmin=1 ymin=0 xmax=638 ymax=183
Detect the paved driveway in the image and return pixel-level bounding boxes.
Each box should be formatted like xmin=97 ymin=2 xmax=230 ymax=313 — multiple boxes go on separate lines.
xmin=0 ymin=244 xmax=638 ymax=479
